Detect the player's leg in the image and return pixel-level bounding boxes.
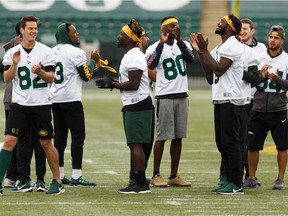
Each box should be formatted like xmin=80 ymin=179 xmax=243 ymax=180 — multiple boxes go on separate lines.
xmin=13 ymin=126 xmax=33 ymax=192
xmin=33 ymin=125 xmax=47 ymax=192
xmin=118 ymin=109 xmax=153 ymax=194
xmin=270 ymin=111 xmax=288 ymax=189
xmin=243 ymin=111 xmax=266 ymax=189
xmin=0 ymin=104 xmax=25 ymax=195
xmin=52 ymin=103 xmax=68 ymax=182
xmin=4 ymin=109 xmax=18 ymax=188
xmin=66 ymin=101 xmax=95 ymax=186
xmin=33 ymin=106 xmax=64 ymax=195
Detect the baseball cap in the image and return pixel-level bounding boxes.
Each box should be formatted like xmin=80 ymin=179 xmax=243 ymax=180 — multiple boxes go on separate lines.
xmin=269 ymin=25 xmax=285 ymax=40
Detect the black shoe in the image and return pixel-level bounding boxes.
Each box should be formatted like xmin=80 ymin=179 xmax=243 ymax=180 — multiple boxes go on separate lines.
xmin=118 ymin=183 xmax=151 ymax=194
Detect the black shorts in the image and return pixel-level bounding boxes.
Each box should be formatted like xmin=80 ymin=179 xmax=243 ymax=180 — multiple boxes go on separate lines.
xmin=6 ymin=103 xmax=53 ymax=140
xmin=247 ymin=110 xmax=288 ymax=151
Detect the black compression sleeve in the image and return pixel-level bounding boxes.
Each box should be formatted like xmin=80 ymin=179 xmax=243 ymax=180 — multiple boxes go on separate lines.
xmin=147 ymin=43 xmax=164 ymax=70
xmin=177 ymin=40 xmax=194 ymax=63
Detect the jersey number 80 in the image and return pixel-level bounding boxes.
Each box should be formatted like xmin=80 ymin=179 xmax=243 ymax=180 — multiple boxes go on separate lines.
xmin=162 ymin=55 xmax=186 ymax=80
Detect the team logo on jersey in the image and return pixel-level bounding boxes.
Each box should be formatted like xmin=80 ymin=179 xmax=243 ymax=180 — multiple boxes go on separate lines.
xmin=11 ymin=128 xmax=19 ymax=135
xmin=39 ymin=130 xmax=48 ymax=137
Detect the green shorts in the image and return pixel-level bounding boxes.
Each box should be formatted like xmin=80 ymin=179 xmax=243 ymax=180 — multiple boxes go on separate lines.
xmin=123 ymin=109 xmax=154 ymax=145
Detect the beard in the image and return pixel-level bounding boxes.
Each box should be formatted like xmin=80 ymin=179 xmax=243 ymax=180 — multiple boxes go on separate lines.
xmin=215 ymin=26 xmax=227 ymax=35
xmin=168 ymin=32 xmax=175 ymax=40
xmin=269 ymin=44 xmax=281 ymax=51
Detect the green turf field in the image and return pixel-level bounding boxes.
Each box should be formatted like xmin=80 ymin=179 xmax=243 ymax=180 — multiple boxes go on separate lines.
xmin=0 ymin=88 xmax=285 ymax=216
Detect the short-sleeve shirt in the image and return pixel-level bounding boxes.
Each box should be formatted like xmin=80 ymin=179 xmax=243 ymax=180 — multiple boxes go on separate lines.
xmin=50 ymin=44 xmax=87 ymax=102
xmin=210 ymin=36 xmax=245 ymax=102
xmin=145 ymin=40 xmax=191 ymax=96
xmin=119 ymin=47 xmax=151 ymax=106
xmin=2 ymin=42 xmax=56 ymax=106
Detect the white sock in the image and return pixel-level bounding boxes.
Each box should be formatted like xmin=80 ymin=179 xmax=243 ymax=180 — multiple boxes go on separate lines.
xmin=59 ymin=167 xmax=65 ymax=179
xmin=72 ymin=169 xmax=82 ymax=179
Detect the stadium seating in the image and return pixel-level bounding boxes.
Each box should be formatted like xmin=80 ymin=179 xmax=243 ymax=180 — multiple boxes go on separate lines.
xmin=230 ymin=0 xmax=288 ymax=50
xmin=0 ymin=1 xmax=202 ymax=45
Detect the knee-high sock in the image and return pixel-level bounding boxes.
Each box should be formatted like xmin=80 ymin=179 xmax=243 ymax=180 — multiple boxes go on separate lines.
xmin=0 ymin=149 xmax=12 ymax=184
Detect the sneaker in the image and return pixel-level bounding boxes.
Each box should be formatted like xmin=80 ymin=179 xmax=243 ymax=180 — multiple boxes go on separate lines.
xmin=35 ymin=180 xmax=47 ymax=192
xmin=118 ymin=183 xmax=151 ymax=194
xmin=218 ymin=175 xmax=227 ymax=187
xmin=211 ymin=181 xmax=229 ymax=193
xmin=167 ymin=174 xmax=191 ymax=187
xmin=255 ymin=177 xmax=262 ymax=187
xmin=151 ymin=174 xmax=168 ymax=187
xmin=61 ymin=177 xmax=71 ymax=185
xmin=217 ymin=182 xmax=244 ymax=195
xmin=46 ymin=179 xmax=65 ymax=195
xmin=273 ymin=178 xmax=284 ymax=190
xmin=4 ymin=178 xmax=16 ymax=188
xmin=70 ymin=176 xmax=96 ymax=186
xmin=12 ymin=181 xmax=33 ymax=193
xmin=243 ymin=178 xmax=258 ymax=189
xmin=0 ymin=184 xmax=3 ymax=196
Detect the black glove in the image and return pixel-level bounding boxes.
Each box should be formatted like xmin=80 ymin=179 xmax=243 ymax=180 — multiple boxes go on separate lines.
xmin=95 ymin=75 xmax=118 ymax=91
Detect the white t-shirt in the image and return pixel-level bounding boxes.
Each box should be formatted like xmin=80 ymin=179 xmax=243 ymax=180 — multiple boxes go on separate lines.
xmin=146 ymin=40 xmax=191 ymax=96
xmin=3 ymin=42 xmax=56 ymax=106
xmin=251 ymin=42 xmax=267 ymax=97
xmin=241 ymin=43 xmax=260 ymax=104
xmin=210 ymin=36 xmax=245 ymax=102
xmin=119 ymin=47 xmax=151 ymax=106
xmin=50 ymin=44 xmax=87 ymax=103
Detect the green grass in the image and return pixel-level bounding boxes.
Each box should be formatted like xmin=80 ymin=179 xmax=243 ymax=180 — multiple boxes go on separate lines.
xmin=0 ymin=88 xmax=284 ymax=216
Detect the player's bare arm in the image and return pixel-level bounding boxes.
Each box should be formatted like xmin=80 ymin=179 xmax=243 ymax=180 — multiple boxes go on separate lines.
xmin=114 ymin=70 xmax=142 ymax=91
xmin=32 ymin=62 xmax=55 ymax=83
xmin=148 ymin=69 xmax=156 ymax=82
xmin=196 ymin=33 xmax=232 ymax=77
xmin=3 ymin=49 xmax=21 ymax=83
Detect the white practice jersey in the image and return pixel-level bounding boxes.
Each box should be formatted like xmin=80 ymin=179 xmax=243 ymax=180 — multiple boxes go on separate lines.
xmin=251 ymin=42 xmax=267 ymax=97
xmin=210 ymin=36 xmax=245 ymax=102
xmin=50 ymin=44 xmax=87 ymax=102
xmin=257 ymin=51 xmax=288 ymax=93
xmin=119 ymin=47 xmax=151 ymax=106
xmin=241 ymin=43 xmax=260 ymax=104
xmin=2 ymin=42 xmax=56 ymax=106
xmin=252 ymin=42 xmax=266 ymax=54
xmin=146 ymin=40 xmax=191 ymax=96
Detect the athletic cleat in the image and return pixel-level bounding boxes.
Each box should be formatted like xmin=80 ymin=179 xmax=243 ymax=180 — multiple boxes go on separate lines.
xmin=242 ymin=178 xmax=258 ymax=189
xmin=70 ymin=176 xmax=96 ymax=186
xmin=0 ymin=184 xmax=3 ymax=196
xmin=218 ymin=175 xmax=227 ymax=187
xmin=4 ymin=178 xmax=16 ymax=188
xmin=151 ymin=174 xmax=168 ymax=187
xmin=61 ymin=177 xmax=71 ymax=184
xmin=46 ymin=179 xmax=65 ymax=195
xmin=217 ymin=182 xmax=244 ymax=195
xmin=273 ymin=178 xmax=284 ymax=190
xmin=118 ymin=183 xmax=151 ymax=194
xmin=35 ymin=180 xmax=47 ymax=192
xmin=12 ymin=181 xmax=33 ymax=193
xmin=167 ymin=174 xmax=191 ymax=187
